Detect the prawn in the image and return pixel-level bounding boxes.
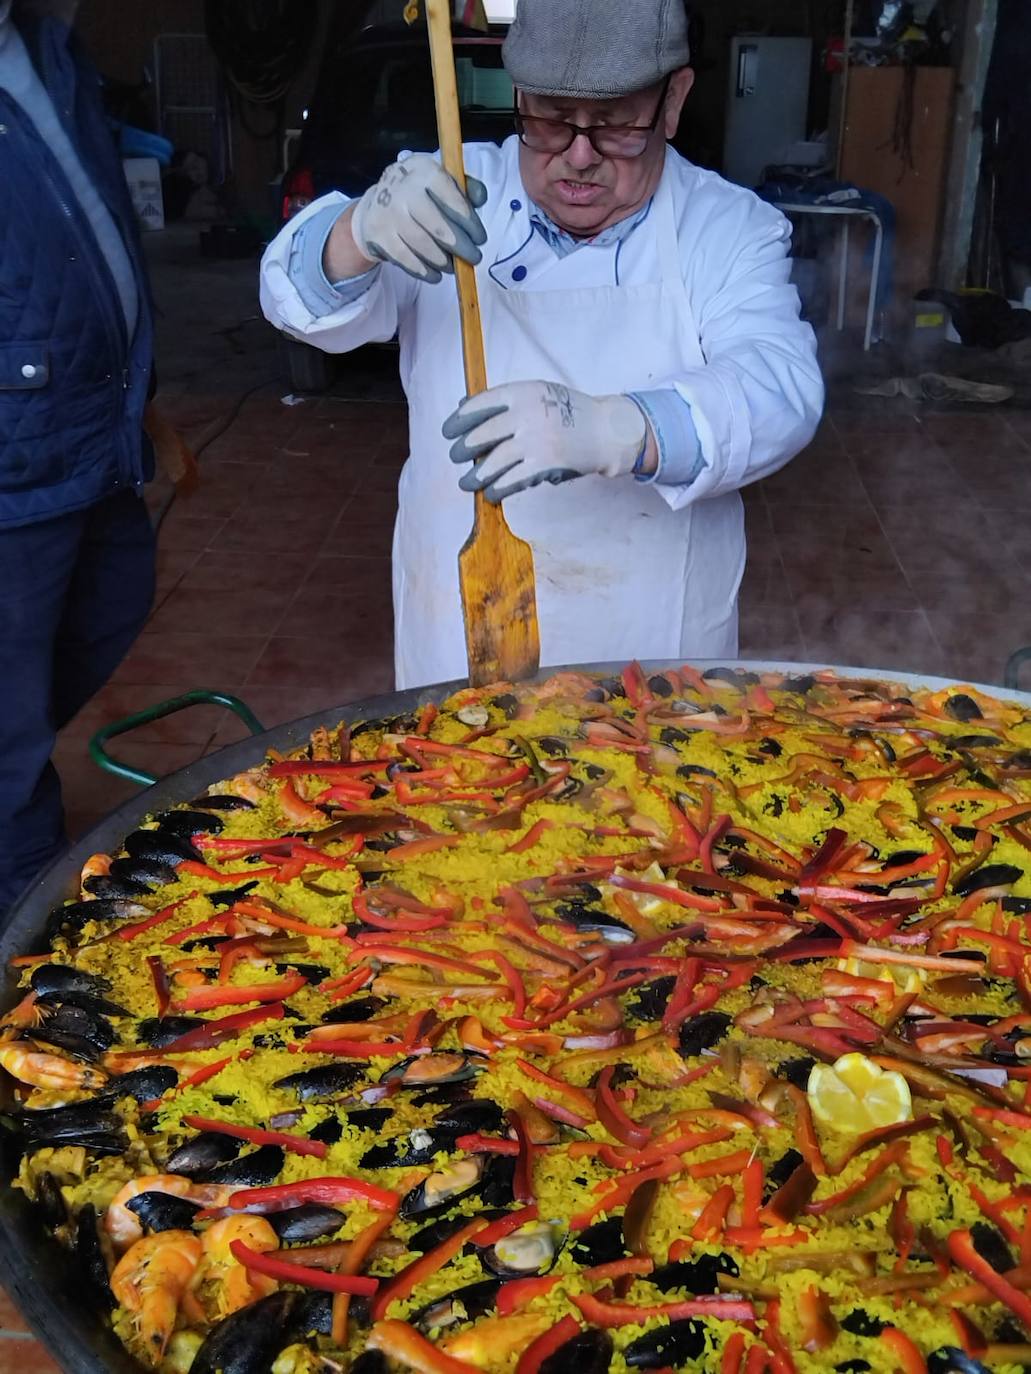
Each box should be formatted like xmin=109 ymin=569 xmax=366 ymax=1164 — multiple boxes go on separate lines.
xmin=191 ymin=1214 xmax=280 ymax=1318
xmin=0 ymin=1042 xmax=107 ymax=1091
xmin=80 ymin=852 xmax=111 ymax=898
xmin=219 ymin=769 xmax=267 ymax=805
xmin=106 ymin=1175 xmax=231 ymax=1251
xmin=110 ymin=1229 xmax=202 ymax=1367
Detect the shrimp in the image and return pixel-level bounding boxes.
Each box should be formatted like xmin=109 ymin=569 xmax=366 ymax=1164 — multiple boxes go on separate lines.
xmin=192 ymin=1215 xmax=280 ymax=1318
xmin=0 ymin=991 xmax=42 ymax=1031
xmin=220 ymin=769 xmax=267 ymax=805
xmin=106 ymin=1175 xmax=231 ymax=1252
xmin=0 ymin=1042 xmax=107 ymax=1091
xmin=80 ymin=852 xmax=112 ymax=898
xmin=110 ymin=1230 xmax=202 ymax=1367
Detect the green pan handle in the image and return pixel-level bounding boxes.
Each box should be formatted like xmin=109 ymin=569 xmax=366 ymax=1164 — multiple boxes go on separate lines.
xmin=89 ymin=690 xmax=267 ymax=787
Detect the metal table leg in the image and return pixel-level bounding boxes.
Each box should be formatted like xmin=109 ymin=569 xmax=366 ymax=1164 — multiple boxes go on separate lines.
xmin=864 ymin=213 xmax=884 ymax=351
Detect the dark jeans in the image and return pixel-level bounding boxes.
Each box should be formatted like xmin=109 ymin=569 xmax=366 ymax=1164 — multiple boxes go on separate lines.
xmin=0 ymin=490 xmax=156 ymax=915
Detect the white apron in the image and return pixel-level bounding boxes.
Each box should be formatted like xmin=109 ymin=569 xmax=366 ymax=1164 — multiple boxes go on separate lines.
xmin=393 ymin=160 xmax=745 ymax=690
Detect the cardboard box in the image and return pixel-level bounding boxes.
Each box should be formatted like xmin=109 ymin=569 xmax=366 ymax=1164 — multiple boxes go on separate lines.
xmin=122 ymin=156 xmax=165 ymax=232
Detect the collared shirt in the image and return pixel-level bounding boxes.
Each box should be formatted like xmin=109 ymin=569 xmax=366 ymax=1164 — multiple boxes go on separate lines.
xmin=0 ymin=2 xmax=138 ymax=341
xmin=285 ymin=186 xmax=701 ymax=488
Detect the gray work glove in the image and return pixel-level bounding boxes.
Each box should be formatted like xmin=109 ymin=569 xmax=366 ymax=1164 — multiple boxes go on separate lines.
xmin=350 ymin=153 xmax=487 ymax=284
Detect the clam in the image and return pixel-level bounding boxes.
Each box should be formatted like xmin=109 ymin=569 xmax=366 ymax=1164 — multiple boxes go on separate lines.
xmin=381 ymin=1052 xmax=484 ymax=1090
xmin=399 ymin=1157 xmax=485 ymax=1219
xmin=480 ymin=1220 xmax=560 ymax=1278
xmin=411 ymin=1278 xmax=500 ymax=1333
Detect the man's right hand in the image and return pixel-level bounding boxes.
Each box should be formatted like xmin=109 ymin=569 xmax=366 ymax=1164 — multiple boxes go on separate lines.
xmin=347 ymin=153 xmax=488 ymax=284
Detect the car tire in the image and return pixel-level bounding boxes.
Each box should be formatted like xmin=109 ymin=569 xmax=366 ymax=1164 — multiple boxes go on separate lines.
xmin=282 ymin=336 xmax=336 ymax=394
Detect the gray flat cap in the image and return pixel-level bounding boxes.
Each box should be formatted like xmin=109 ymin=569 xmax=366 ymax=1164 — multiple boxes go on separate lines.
xmin=503 ymin=0 xmax=691 ymax=99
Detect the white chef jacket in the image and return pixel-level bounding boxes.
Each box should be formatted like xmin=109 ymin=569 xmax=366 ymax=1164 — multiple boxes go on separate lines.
xmin=260 ymin=137 xmax=823 ymax=689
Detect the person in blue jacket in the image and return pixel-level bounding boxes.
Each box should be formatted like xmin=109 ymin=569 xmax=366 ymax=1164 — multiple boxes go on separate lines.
xmin=0 ymin=0 xmax=156 ymax=917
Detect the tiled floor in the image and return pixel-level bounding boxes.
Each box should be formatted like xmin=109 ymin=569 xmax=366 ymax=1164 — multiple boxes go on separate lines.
xmin=7 ymin=231 xmax=1031 ymax=1365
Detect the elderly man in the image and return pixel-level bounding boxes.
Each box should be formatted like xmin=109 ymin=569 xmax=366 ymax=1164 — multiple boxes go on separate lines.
xmin=0 ymin=0 xmax=155 ymax=916
xmin=261 ymin=0 xmax=823 ymax=690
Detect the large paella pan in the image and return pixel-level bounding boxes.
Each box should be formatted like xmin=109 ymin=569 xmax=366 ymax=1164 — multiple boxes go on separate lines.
xmin=5 ymin=662 xmax=1031 ymax=1374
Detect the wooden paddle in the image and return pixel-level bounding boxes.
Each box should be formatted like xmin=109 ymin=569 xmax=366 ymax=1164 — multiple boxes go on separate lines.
xmin=423 ymin=0 xmax=540 ymax=687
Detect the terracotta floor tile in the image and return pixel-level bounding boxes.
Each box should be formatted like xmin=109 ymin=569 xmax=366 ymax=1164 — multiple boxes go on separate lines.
xmin=321 ymin=520 xmax=395 ymax=560
xmin=112 ymin=632 xmax=268 ymax=688
xmin=147 ymin=586 xmax=294 ymax=638
xmin=798 ymin=608 xmax=944 ymax=677
xmin=153 ymin=509 xmax=227 ymax=552
xmin=178 ymin=550 xmax=313 ymax=597
xmin=739 ymin=555 xmax=789 ymax=607
xmin=245 ymin=638 xmax=394 ymax=693
xmin=213 ymin=506 xmax=344 ymax=554
xmin=211 ymin=685 xmax=371 ymax=745
xmin=761 ymin=450 xmax=867 ymax=505
xmin=738 ymin=603 xmax=805 ymax=662
xmin=154 ymin=546 xmax=199 ymax=594
xmin=0 ymin=1287 xmax=31 ymax=1336
xmin=926 ymin=611 xmax=1031 ymax=687
xmin=60 ymin=683 xmax=240 ymax=747
xmin=0 ymin=1336 xmax=62 ymax=1374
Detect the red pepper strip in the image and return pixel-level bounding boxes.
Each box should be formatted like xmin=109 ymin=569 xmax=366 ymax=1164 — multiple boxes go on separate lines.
xmin=572 ymin=1158 xmax=681 ymax=1228
xmin=966 ymin=1181 xmax=1022 ymax=1245
xmin=470 ymin=1206 xmax=539 ymax=1249
xmin=661 ymin=957 xmax=701 ymax=1036
xmin=880 ymin=1328 xmax=928 ymax=1374
xmin=322 ymin=965 xmax=374 ymax=999
xmin=230 ymin=1240 xmax=377 ymax=1295
xmin=368 ymin=946 xmax=493 ymax=981
xmin=497 ymin=1275 xmax=561 ymax=1317
xmin=201 ymin=836 xmax=297 ymax=855
xmin=948 ymin=1229 xmax=1031 ymax=1329
xmin=744 ymin=1348 xmax=771 ymax=1374
xmin=456 ymin=1134 xmax=519 ymax=1156
xmin=469 ymin=949 xmax=525 ymax=1018
xmin=162 ymin=1003 xmax=285 ymax=1053
xmin=688 ymin=1148 xmax=756 ymax=1180
xmin=387 ymin=835 xmax=461 ymax=860
xmin=226 ymin=1177 xmax=399 ymax=1214
xmin=515 ymin=1059 xmax=597 ymax=1122
xmin=230 ymin=900 xmax=352 ymax=940
xmin=692 ymin=1183 xmax=735 ymax=1240
xmin=115 ymin=895 xmax=196 ymax=942
xmin=506 ymin=819 xmax=554 ymax=854
xmin=786 ymin=1086 xmax=827 ymax=1178
xmin=607 ymin=873 xmax=721 ymax=912
xmin=181 ymin=1050 xmax=252 ymax=1091
xmin=182 ymin=1114 xmax=327 ymax=1159
xmin=891 ymin=1189 xmax=916 ymax=1271
xmin=621 ymin=660 xmax=652 ymax=708
xmin=763 ymin=1300 xmax=797 ymax=1374
xmin=172 ymin=970 xmax=307 ymax=1013
xmin=367 ymin=1320 xmax=479 ymax=1374
xmin=831 ymin=1115 xmax=937 ymax=1174
xmin=369 ymin=1217 xmax=488 ymax=1321
xmin=584 ymin=1257 xmax=654 ymax=1282
xmin=742 ymin=1157 xmax=763 ymax=1230
xmin=804 ymin=1142 xmax=909 ymax=1215
xmin=146 ymin=956 xmax=171 ymax=1017
xmin=721 ymin=1332 xmax=748 ymax=1374
xmin=301 ymin=1039 xmax=412 ymax=1059
xmin=515 ymin=1314 xmax=581 ymax=1374
xmin=508 ymin=1109 xmax=535 ymax=1204
xmin=178 ymin=860 xmax=280 ymax=883
xmin=799 ymin=828 xmax=848 ymax=881
xmin=571 ymin=1293 xmax=755 ymax=1328
xmin=352 ymin=891 xmax=447 ymax=935
xmin=218 ymin=939 xmax=262 ymax=985
xmin=332 ymin=1211 xmax=396 ymax=1346
xmin=267 ymin=760 xmax=392 ymax=778
xmin=597 ymin=1066 xmax=650 ymax=1149
xmin=165 ymin=912 xmax=230 ymax=947
xmin=700 ymin=814 xmax=733 ymax=875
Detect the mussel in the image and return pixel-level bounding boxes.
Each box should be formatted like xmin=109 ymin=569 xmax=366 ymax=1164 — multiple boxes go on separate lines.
xmin=649 ymin=1252 xmax=738 ymax=1293
xmin=433 ymin=1100 xmax=505 ymax=1136
xmin=165 ymin=1130 xmax=243 ymax=1176
xmin=274 ymin=1063 xmax=365 ymax=1099
xmin=382 ymin=1052 xmax=485 ymax=1090
xmin=156 ymin=808 xmax=225 ymax=836
xmin=206 ymin=881 xmax=260 ymax=907
xmin=927 ymin=1349 xmax=990 ymax=1374
xmin=571 ymin=1216 xmax=626 ymax=1267
xmin=678 ymin=1011 xmax=732 ymax=1056
xmin=626 ymin=976 xmax=676 ymax=1023
xmin=190 ymin=794 xmax=256 ymax=813
xmin=361 ymin=1127 xmax=456 ymax=1170
xmin=553 ymin=903 xmax=635 ymax=944
xmin=35 ymin=987 xmax=128 ymax=1020
xmin=83 ymin=872 xmax=152 ymax=901
xmin=970 ymin=1220 xmax=1015 ymax=1273
xmin=194 ymin=1144 xmax=284 ymax=1186
xmin=344 ymin=1107 xmax=392 ymax=1133
xmin=539 ymin=1328 xmax=613 ymax=1374
xmin=410 ymin=1278 xmax=501 ymax=1333
xmin=35 ymin=1172 xmax=67 ymax=1230
xmin=399 ymin=1157 xmax=486 ymax=1220
xmin=45 ymin=898 xmax=147 ymax=939
xmin=480 ymin=1220 xmax=560 ymax=1278
xmin=320 ymin=996 xmax=388 ymax=1025
xmin=309 ymin=1118 xmax=344 ymax=1146
xmin=268 ymin=1205 xmax=346 ymax=1243
xmin=123 ymin=828 xmax=201 ymax=864
xmin=840 ymin=1310 xmax=887 ymax=1336
xmin=98 ymin=1066 xmax=178 ymax=1103
xmin=625 ymin=1318 xmax=707 ymax=1368
xmin=953 ymin=863 xmax=1023 ymax=897
xmin=136 ymin=1016 xmax=206 ymax=1048
xmin=408 ymin=1210 xmax=507 ymax=1253
xmin=74 ymin=1204 xmax=114 ymax=1310
xmin=125 ymin=1190 xmax=202 ymax=1233
xmin=191 ymin=1291 xmax=297 ymax=1374
xmin=29 ymin=964 xmax=111 ymax=999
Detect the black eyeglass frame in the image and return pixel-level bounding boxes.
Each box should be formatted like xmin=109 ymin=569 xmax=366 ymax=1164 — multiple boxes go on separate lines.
xmin=512 ymin=75 xmax=673 ymax=160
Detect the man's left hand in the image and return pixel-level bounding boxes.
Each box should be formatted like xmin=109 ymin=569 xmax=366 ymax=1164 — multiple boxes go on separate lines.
xmin=443 ymin=381 xmax=649 ymax=504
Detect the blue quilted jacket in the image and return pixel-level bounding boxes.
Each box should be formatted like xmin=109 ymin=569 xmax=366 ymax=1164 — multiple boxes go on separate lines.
xmin=0 ymin=11 xmax=154 ymax=529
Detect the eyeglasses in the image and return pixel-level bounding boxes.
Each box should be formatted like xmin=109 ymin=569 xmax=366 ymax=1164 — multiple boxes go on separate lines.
xmin=513 ymin=76 xmax=671 ymax=160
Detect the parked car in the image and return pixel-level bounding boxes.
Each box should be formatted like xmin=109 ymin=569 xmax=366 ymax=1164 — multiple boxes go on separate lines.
xmin=278 ymin=7 xmax=514 ymax=392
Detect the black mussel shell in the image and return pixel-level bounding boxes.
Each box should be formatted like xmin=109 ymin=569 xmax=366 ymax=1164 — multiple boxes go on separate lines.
xmin=480 ymin=1221 xmax=559 ymax=1278
xmin=30 ymin=964 xmax=111 ymax=998
xmin=971 ymin=1220 xmax=1015 ymax=1273
xmin=627 ymin=976 xmax=676 ymax=1023
xmin=950 ymin=734 xmax=1003 ymax=749
xmin=110 ymin=855 xmax=179 ymax=890
xmin=195 ymin=1145 xmax=284 ymax=1186
xmin=321 ymin=996 xmax=388 ymax=1024
xmin=206 ymin=881 xmax=260 ymax=907
xmin=191 ymin=794 xmax=257 ymax=813
xmin=136 ymin=1016 xmax=206 ymax=1048
xmin=191 ymin=1291 xmax=297 ymax=1374
xmin=540 ymin=1328 xmax=613 ymax=1374
xmin=408 ymin=1210 xmax=508 ymax=1253
xmin=433 ymin=1100 xmax=506 ymax=1136
xmin=841 ymin=1310 xmax=887 ymax=1336
xmin=27 ymin=1028 xmax=104 ymax=1063
xmin=99 ymin=1066 xmax=178 ymax=1103
xmin=411 ymin=1082 xmax=475 ymax=1108
xmin=836 ymin=1364 xmax=872 ymax=1373
xmin=274 ymin=962 xmax=330 ymax=984
xmin=35 ymin=987 xmax=128 ymax=1020
xmin=126 ymin=1190 xmax=202 ymax=1233
xmin=945 ymin=693 xmax=983 ymax=722
xmin=704 ymin=666 xmax=759 ymax=687
xmin=649 ymin=1252 xmax=739 ymax=1293
xmin=361 ymin=1127 xmax=456 ymax=1170
xmin=648 ymin=673 xmax=675 ymax=697
xmin=46 ymin=898 xmax=147 ymax=938
xmin=74 ymin=1204 xmax=114 ymax=1310
xmin=35 ymin=1172 xmax=67 ymax=1230
xmin=1002 ymin=896 xmax=1031 ymax=915
xmin=345 ymin=1108 xmax=392 ymax=1133
xmin=269 ymin=1205 xmax=346 ymax=1243
xmin=399 ymin=1157 xmax=486 ymax=1220
xmin=349 ymin=1354 xmax=389 ymax=1374
xmin=157 ymin=808 xmax=225 ymax=836
xmin=124 ymin=829 xmax=201 ymax=864
xmin=776 ymin=1058 xmax=816 ymax=1090
xmin=166 ymin=1130 xmax=243 ymax=1176
xmin=928 ymin=1350 xmax=990 ymax=1374
xmin=953 ymin=863 xmax=1023 ymax=897
xmin=411 ymin=1278 xmax=501 ymax=1333
xmin=286 ymin=1291 xmax=335 ymax=1340
xmin=782 ymin=674 xmax=815 ymax=693
xmin=84 ymin=872 xmax=152 ymax=900
xmin=678 ymin=1011 xmax=732 ymax=1057
xmin=764 ymin=1149 xmax=805 ymax=1199
xmin=625 ymin=1318 xmax=707 ymax=1368
xmin=17 ymin=1101 xmax=123 ymax=1142
xmin=571 ymin=1216 xmax=626 ymax=1267
xmin=554 ymin=903 xmax=634 ymax=943
xmin=382 ymin=1051 xmax=485 ymax=1089
xmin=480 ymin=1155 xmax=516 ymax=1208
xmin=35 ymin=1000 xmax=117 ymax=1050
xmin=274 ymin=1063 xmax=364 ymax=1099
xmin=309 ymin=1118 xmax=343 ymax=1146
xmin=21 ymin=1128 xmax=126 ymax=1158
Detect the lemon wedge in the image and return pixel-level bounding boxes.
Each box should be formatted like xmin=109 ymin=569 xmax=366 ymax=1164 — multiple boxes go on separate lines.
xmin=613 ymin=862 xmax=668 ymax=915
xmin=840 ymin=955 xmax=925 ymax=996
xmin=807 ymin=1052 xmax=912 ymax=1134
